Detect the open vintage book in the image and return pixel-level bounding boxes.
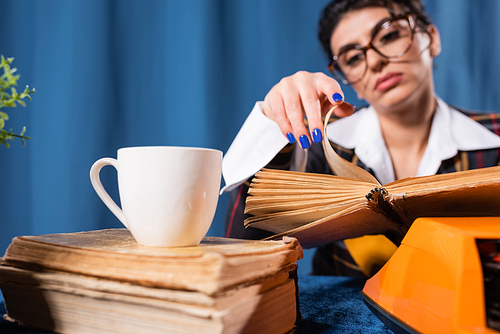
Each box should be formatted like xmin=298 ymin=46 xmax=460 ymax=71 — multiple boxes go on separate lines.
xmin=244 ymin=102 xmax=500 ymax=248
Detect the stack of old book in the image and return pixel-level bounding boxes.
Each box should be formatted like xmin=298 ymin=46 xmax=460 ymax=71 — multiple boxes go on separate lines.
xmin=0 ymin=229 xmax=302 ymax=334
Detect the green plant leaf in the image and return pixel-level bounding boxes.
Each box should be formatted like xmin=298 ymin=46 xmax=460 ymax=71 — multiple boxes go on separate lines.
xmin=0 ymin=55 xmax=34 ymax=148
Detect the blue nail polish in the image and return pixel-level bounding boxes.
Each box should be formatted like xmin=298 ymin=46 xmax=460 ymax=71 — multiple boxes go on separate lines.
xmin=333 ymin=93 xmax=343 ymax=102
xmin=299 ymin=135 xmax=310 ymax=149
xmin=286 ymin=132 xmax=296 ymax=144
xmin=312 ymin=128 xmax=323 ymax=143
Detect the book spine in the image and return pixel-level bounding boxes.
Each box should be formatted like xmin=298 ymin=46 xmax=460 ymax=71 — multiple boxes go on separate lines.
xmin=366 ymin=188 xmax=408 ymax=245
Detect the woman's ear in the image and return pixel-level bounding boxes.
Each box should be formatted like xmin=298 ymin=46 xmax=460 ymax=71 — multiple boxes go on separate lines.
xmin=428 ymin=24 xmax=441 ymax=58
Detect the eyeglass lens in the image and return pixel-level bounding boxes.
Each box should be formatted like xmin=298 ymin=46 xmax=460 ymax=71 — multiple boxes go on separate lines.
xmin=332 ymin=17 xmax=413 ymax=84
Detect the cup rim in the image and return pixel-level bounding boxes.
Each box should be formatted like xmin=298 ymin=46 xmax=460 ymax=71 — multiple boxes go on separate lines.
xmin=117 ymin=146 xmax=222 ymax=154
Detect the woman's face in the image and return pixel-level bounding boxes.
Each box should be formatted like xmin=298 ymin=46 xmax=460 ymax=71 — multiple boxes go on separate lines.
xmin=330 ymin=6 xmax=441 ymax=112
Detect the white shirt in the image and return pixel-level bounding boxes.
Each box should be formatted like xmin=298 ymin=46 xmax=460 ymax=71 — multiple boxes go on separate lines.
xmin=221 ymin=97 xmax=500 ymax=192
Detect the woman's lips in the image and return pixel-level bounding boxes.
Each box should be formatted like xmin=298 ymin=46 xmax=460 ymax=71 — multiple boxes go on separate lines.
xmin=375 ymin=73 xmax=403 ymax=91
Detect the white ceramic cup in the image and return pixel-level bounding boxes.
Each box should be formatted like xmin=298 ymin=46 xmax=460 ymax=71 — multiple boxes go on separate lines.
xmin=90 ymin=146 xmax=222 ymax=247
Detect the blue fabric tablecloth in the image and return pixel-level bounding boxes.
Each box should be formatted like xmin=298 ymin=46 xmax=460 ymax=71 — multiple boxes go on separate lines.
xmin=0 ymin=275 xmax=391 ymax=333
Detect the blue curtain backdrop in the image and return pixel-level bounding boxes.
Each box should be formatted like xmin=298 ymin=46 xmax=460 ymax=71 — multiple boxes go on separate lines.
xmin=1 ymin=0 xmax=500 ymax=276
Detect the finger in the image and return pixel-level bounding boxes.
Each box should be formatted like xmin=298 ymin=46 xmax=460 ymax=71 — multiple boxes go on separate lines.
xmin=279 ymin=85 xmax=311 ymax=149
xmin=313 ymin=73 xmax=346 ymax=115
xmin=297 ymin=73 xmax=346 ymax=143
xmin=314 ymin=75 xmax=356 ymax=119
xmin=297 ymin=84 xmax=323 ymax=144
xmin=264 ymin=91 xmax=297 ymax=144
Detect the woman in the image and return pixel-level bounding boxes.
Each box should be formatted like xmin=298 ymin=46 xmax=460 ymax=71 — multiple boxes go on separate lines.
xmin=222 ymin=0 xmax=500 ymax=277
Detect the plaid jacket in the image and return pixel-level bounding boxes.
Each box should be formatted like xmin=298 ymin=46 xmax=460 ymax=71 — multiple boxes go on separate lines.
xmin=224 ymin=107 xmax=500 ymax=277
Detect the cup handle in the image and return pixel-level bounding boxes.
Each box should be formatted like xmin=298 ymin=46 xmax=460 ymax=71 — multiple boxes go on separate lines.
xmin=89 ymin=158 xmax=129 ymax=228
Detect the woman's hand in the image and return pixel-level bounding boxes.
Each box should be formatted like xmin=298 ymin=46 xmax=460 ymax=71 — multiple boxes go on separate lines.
xmin=262 ymin=71 xmax=354 ymax=148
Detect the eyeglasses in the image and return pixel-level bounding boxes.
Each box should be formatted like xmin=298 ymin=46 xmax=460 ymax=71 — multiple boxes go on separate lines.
xmin=328 ymin=14 xmax=418 ymax=85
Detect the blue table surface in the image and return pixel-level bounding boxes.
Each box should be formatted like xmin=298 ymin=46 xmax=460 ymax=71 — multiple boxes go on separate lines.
xmin=1 ymin=275 xmax=392 ymax=333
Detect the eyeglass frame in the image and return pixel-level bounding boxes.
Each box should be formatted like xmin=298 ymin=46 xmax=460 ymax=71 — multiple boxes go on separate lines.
xmin=327 ymin=13 xmax=430 ymax=85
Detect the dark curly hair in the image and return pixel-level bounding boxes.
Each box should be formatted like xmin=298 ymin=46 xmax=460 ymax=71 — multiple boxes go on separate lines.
xmin=318 ymin=0 xmax=433 ymax=61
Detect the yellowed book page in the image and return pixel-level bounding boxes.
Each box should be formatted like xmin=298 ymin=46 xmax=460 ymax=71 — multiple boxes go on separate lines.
xmin=252 ymin=168 xmax=376 ymax=186
xmin=264 ymin=203 xmax=405 ymax=249
xmin=384 ymin=165 xmax=500 ymax=191
xmin=245 ymin=200 xmax=367 ymax=233
xmin=245 ymin=168 xmax=376 ymax=217
xmin=387 ymin=179 xmax=500 ymax=226
xmin=246 ymin=195 xmax=365 ymax=215
xmin=382 ymin=166 xmax=500 ymax=225
xmin=322 ymin=103 xmax=380 ymax=184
